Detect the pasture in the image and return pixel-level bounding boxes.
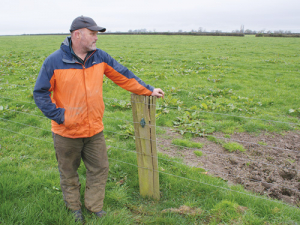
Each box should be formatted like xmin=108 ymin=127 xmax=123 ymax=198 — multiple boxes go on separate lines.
xmin=0 ymin=34 xmax=300 ymax=224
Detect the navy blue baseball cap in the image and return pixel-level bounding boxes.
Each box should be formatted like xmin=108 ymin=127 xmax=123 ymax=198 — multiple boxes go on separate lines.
xmin=70 ymin=16 xmax=106 ymax=32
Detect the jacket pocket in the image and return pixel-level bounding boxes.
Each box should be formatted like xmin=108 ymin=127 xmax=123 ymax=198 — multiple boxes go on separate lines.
xmin=63 ymin=108 xmax=78 ymax=130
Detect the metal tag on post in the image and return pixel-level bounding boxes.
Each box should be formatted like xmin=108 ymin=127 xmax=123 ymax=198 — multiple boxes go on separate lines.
xmin=140 ymin=118 xmax=146 ymax=128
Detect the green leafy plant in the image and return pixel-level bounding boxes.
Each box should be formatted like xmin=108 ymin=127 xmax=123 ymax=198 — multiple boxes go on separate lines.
xmin=172 ymin=111 xmax=216 ymax=136
xmin=110 ymin=99 xmax=131 ymax=110
xmin=117 ymin=123 xmax=135 ymax=139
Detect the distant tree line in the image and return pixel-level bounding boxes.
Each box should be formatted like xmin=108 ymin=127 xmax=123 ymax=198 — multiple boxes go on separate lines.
xmin=14 ymin=26 xmax=298 ymax=37
xmin=124 ymin=27 xmax=297 ymax=36
xmin=104 ymin=31 xmax=244 ymax=37
xmin=256 ymin=33 xmax=300 ymax=37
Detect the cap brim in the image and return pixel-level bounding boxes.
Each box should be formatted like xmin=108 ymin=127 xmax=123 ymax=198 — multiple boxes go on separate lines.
xmin=88 ymin=26 xmax=106 ymax=32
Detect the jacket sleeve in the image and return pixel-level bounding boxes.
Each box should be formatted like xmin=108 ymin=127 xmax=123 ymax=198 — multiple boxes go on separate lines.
xmin=33 ymin=58 xmax=65 ymax=124
xmin=102 ymin=51 xmax=154 ymax=96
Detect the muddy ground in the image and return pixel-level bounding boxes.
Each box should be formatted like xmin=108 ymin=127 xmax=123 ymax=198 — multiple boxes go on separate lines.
xmin=157 ymin=129 xmax=300 ymax=206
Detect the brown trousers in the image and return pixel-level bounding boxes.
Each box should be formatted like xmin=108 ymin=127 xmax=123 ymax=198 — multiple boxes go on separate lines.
xmin=52 ymin=131 xmax=109 ymax=212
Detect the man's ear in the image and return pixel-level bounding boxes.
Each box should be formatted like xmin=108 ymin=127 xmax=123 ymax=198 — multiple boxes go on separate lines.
xmin=74 ymin=30 xmax=81 ymax=39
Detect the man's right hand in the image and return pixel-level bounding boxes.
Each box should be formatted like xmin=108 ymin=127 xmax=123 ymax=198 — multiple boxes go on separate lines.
xmin=151 ymin=88 xmax=165 ymax=98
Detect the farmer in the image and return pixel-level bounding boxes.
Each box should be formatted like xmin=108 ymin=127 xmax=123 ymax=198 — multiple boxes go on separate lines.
xmin=33 ymin=15 xmax=164 ymax=223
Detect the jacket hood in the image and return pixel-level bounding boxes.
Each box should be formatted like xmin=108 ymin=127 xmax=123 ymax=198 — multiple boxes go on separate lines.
xmin=61 ymin=36 xmax=71 ymax=48
xmin=60 ymin=36 xmax=71 ymax=54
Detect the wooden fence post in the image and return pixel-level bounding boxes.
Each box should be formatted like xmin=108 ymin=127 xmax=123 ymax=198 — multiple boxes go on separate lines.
xmin=131 ymin=94 xmax=160 ymax=200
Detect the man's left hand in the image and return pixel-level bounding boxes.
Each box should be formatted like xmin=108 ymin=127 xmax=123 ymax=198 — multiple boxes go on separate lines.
xmin=151 ymin=88 xmax=165 ymax=98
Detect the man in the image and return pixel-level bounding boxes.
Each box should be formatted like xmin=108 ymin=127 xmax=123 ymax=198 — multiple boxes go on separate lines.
xmin=33 ymin=16 xmax=164 ymax=223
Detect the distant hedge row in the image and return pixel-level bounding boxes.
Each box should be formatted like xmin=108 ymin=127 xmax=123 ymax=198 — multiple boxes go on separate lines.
xmin=256 ymin=33 xmax=300 ymax=37
xmin=10 ymin=33 xmax=300 ymax=38
xmin=101 ymin=32 xmax=245 ymax=37
xmin=17 ymin=32 xmax=245 ymax=37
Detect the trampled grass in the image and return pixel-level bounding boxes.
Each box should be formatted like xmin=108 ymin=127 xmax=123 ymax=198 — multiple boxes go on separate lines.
xmin=1 ymin=34 xmax=300 ymax=224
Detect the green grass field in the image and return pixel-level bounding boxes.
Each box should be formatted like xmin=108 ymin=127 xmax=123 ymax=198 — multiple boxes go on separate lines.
xmin=0 ymin=34 xmax=300 ymax=224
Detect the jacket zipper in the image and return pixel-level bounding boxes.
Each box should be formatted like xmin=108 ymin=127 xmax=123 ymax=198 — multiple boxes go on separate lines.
xmin=81 ymin=50 xmax=96 ymax=136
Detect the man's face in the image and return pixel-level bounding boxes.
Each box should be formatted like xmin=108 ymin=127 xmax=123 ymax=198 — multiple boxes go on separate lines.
xmin=79 ymin=28 xmax=98 ymax=52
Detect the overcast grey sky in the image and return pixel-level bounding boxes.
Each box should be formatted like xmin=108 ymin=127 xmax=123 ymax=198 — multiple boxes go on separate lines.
xmin=1 ymin=0 xmax=299 ymax=35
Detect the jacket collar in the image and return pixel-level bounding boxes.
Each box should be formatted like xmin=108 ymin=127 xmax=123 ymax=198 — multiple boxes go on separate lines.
xmin=61 ymin=36 xmax=78 ymax=64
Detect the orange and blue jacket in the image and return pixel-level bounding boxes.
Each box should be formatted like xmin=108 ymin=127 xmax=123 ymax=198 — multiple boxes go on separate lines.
xmin=33 ymin=37 xmax=154 ymax=138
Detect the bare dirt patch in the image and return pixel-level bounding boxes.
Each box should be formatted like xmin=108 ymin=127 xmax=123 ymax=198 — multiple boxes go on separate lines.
xmin=157 ymin=129 xmax=300 ymax=206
